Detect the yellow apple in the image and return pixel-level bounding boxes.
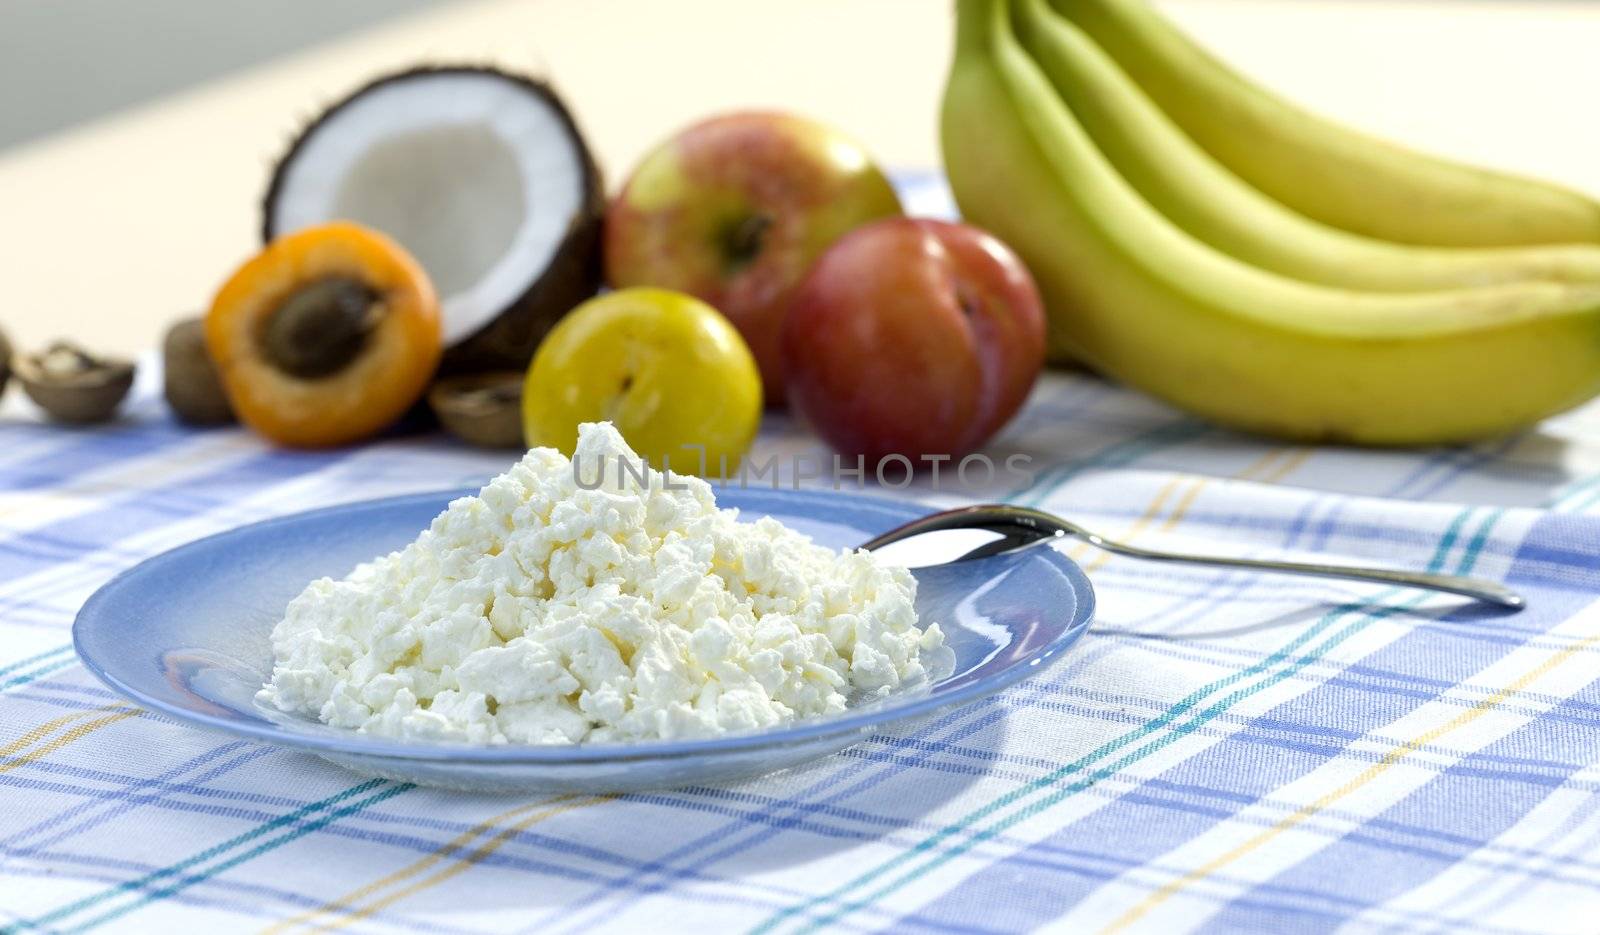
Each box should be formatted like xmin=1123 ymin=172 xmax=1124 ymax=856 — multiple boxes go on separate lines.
xmin=523 ymin=288 xmax=762 ymax=475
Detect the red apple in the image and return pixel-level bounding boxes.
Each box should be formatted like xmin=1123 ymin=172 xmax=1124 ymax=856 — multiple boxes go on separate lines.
xmin=782 ymin=218 xmax=1046 ymax=465
xmin=603 ymin=112 xmax=903 ymax=406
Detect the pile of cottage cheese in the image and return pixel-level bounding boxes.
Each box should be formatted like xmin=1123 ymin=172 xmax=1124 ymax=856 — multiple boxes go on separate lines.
xmin=258 ymin=422 xmax=945 ymax=744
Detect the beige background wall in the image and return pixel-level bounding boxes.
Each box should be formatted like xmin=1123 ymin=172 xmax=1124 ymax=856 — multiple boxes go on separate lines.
xmin=0 ymin=0 xmax=443 ymax=149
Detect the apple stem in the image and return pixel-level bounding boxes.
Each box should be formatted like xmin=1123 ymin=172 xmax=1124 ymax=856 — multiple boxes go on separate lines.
xmin=723 ymin=214 xmax=773 ymax=272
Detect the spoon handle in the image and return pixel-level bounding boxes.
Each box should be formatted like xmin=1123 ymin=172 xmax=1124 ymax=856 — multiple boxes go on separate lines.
xmin=1072 ymin=528 xmax=1525 ymax=609
xmin=860 ymin=504 xmax=1524 ymax=610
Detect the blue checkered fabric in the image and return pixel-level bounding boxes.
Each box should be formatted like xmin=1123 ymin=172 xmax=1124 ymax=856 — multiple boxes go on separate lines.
xmin=2 ymin=174 xmax=1599 ymax=934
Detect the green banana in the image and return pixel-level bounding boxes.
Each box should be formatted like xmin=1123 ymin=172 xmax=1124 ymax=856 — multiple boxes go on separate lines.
xmin=1054 ymin=0 xmax=1600 ymax=248
xmin=1014 ymin=0 xmax=1600 ymax=291
xmin=941 ymin=0 xmax=1600 ymax=444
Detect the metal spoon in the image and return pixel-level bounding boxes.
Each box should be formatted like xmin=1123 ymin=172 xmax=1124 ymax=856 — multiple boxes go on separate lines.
xmin=860 ymin=503 xmax=1524 ymax=610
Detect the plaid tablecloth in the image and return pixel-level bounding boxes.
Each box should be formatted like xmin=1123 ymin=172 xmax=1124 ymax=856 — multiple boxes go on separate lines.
xmin=4 ymin=175 xmax=1600 ymax=934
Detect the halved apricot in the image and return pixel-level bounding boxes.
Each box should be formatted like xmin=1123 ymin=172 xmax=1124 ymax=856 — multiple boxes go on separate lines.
xmin=206 ymin=222 xmax=441 ymax=447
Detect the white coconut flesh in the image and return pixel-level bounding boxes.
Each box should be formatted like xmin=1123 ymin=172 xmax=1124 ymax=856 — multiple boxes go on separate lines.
xmin=269 ymin=71 xmax=588 ymax=346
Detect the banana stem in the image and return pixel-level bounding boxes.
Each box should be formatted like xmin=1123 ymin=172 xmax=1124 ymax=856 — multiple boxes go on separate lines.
xmin=954 ymin=0 xmax=1002 ymax=58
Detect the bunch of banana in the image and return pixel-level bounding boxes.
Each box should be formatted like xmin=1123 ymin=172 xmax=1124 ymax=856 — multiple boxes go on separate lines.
xmin=941 ymin=0 xmax=1600 ymax=444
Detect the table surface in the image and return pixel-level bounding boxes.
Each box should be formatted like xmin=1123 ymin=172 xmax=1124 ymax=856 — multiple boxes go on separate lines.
xmin=3 ymin=0 xmax=1600 ymax=358
xmin=1 ymin=171 xmax=1599 ymax=934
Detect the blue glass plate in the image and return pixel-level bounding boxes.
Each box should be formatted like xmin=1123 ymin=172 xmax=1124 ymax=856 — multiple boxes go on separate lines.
xmin=74 ymin=487 xmax=1094 ymax=792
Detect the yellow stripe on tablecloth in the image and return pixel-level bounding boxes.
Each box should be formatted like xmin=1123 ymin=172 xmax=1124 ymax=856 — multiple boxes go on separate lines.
xmin=1079 ymin=447 xmax=1298 ymax=573
xmin=264 ymin=795 xmax=607 ymax=934
xmin=1077 ymin=475 xmax=1189 ymax=570
xmin=0 ymin=709 xmax=105 ymax=758
xmin=1097 ymin=630 xmax=1600 ymax=935
xmin=1253 ymin=447 xmax=1313 ymax=485
xmin=0 ymin=705 xmax=138 ymax=775
xmin=1155 ymin=480 xmax=1208 ymax=537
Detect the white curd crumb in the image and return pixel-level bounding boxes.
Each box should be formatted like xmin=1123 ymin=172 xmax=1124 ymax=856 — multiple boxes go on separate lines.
xmin=257 ymin=421 xmax=944 ymax=744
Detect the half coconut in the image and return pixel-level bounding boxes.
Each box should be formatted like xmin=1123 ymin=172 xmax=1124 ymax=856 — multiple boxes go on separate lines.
xmin=264 ymin=66 xmax=604 ymax=373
